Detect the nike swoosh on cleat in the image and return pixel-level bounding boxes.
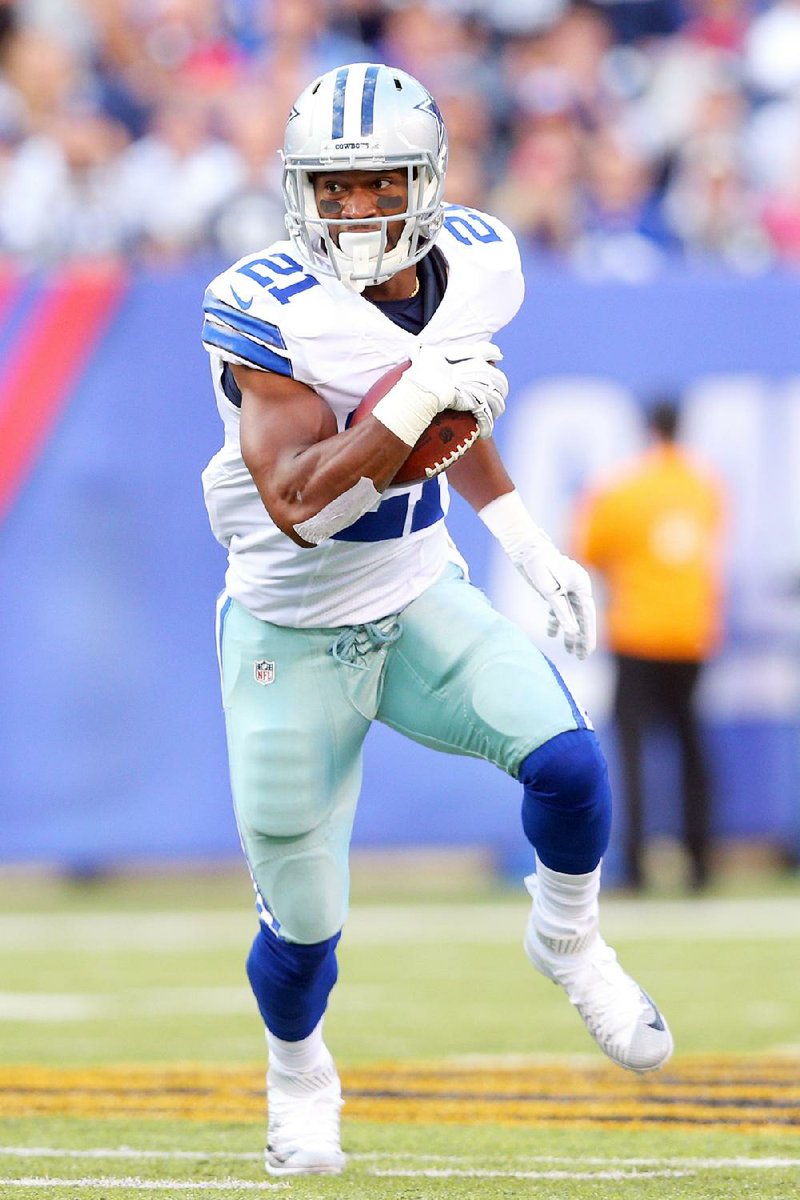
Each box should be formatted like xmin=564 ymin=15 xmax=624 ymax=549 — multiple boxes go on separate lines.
xmin=641 ymin=990 xmax=666 ymax=1030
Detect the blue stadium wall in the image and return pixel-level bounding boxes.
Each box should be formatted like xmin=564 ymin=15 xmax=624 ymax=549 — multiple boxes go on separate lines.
xmin=1 ymin=256 xmax=799 ymax=880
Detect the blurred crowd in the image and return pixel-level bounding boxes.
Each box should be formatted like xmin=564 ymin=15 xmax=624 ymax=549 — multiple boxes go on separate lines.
xmin=2 ymin=0 xmax=800 ymax=275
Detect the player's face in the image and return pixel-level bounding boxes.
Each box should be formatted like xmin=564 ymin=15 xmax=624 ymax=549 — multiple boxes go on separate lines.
xmin=311 ymin=169 xmax=409 ymax=249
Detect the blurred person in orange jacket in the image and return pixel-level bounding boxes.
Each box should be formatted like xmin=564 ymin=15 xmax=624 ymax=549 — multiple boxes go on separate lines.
xmin=574 ymin=398 xmax=728 ymax=891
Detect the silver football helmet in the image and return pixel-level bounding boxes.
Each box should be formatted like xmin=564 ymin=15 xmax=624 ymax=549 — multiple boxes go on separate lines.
xmin=282 ymin=62 xmax=448 ymax=292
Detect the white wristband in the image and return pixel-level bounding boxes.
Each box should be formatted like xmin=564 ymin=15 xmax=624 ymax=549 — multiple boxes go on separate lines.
xmin=371 ymin=374 xmax=439 ymax=447
xmin=370 ymin=346 xmax=457 ymax=447
xmin=294 ymin=476 xmax=381 ymax=545
xmin=477 ymin=489 xmax=549 ymax=561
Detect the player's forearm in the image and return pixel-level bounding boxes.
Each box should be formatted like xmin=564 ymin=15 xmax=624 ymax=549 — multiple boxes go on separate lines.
xmin=251 ymin=419 xmax=410 ymax=546
xmin=447 ymin=437 xmax=515 ymax=511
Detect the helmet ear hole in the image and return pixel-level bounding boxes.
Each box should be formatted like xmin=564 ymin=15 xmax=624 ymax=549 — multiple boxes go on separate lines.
xmin=281 ymin=62 xmax=448 ymax=289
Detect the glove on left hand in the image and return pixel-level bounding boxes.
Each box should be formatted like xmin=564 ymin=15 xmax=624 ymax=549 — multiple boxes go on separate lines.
xmin=478 ymin=489 xmax=597 ymax=660
xmin=446 ymin=342 xmax=508 ymax=440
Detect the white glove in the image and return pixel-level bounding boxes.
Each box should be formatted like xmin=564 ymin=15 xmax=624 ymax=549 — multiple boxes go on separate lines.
xmin=479 ymin=490 xmax=597 ymax=660
xmin=516 ymin=538 xmax=596 ymax=660
xmin=371 ymin=343 xmax=508 ymax=446
xmin=446 ymin=342 xmax=508 ymax=440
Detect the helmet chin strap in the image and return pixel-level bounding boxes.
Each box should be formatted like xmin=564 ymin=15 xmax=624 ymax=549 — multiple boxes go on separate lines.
xmin=333 ymin=229 xmax=412 ymax=292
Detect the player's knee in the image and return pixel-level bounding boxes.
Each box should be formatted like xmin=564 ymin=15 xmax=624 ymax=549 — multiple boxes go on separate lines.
xmin=262 ymin=850 xmax=347 ymax=944
xmin=519 ymin=728 xmax=610 ymax=816
xmin=519 ymin=729 xmax=611 ymax=872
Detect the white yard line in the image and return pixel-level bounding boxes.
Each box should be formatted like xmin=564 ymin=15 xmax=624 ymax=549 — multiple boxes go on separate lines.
xmin=1 ymin=897 xmax=799 ymax=951
xmin=0 ymin=1181 xmax=286 ymax=1192
xmin=0 ymin=1149 xmax=262 ymax=1161
xmin=369 ymin=1167 xmax=693 ymax=1180
xmin=0 ymin=988 xmax=254 ymax=1021
xmin=357 ymin=1154 xmax=800 ymax=1168
xmin=0 ymin=912 xmax=246 ymax=952
xmin=1 ymin=1148 xmax=799 ymax=1171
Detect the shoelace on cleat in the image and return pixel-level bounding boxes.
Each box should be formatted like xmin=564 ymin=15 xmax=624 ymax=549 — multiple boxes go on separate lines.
xmin=268 ymin=1070 xmax=342 ymax=1155
xmin=558 ymin=943 xmax=654 ymax=1045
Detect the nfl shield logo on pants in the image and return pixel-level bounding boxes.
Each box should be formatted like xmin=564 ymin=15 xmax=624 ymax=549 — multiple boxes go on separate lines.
xmin=253 ymin=659 xmax=276 ymax=686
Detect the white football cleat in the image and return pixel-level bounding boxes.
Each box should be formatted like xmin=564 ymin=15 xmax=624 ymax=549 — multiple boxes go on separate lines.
xmin=265 ymin=1059 xmax=345 ymax=1176
xmin=524 ymin=879 xmax=673 ymax=1074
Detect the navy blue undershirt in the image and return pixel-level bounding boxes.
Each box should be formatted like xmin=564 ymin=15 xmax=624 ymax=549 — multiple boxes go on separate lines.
xmin=370 ymin=245 xmax=446 ymax=334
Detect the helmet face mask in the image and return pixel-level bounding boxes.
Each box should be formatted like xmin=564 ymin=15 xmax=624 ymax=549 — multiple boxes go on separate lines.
xmin=282 ymin=64 xmax=448 ymax=291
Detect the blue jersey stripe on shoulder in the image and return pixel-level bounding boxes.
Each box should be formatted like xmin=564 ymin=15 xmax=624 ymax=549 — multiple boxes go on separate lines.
xmin=202 ymin=319 xmax=294 ymax=377
xmin=203 ymin=290 xmax=286 ymax=351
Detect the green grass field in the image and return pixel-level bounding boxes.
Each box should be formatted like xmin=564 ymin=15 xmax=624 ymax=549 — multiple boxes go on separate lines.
xmin=0 ymin=862 xmax=798 ymax=1199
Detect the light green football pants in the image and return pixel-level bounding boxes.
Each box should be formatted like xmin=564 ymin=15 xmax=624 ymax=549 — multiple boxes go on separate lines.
xmin=217 ymin=565 xmax=582 ymax=943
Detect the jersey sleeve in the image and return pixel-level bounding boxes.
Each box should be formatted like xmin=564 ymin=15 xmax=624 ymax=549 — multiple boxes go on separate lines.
xmin=202 ymin=284 xmax=294 ymax=378
xmin=438 ymin=204 xmax=525 ymax=335
xmin=202 ymin=242 xmax=326 ymax=378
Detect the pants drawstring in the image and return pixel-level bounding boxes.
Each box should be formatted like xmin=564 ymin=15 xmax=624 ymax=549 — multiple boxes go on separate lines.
xmin=329 ymin=619 xmax=402 ymax=671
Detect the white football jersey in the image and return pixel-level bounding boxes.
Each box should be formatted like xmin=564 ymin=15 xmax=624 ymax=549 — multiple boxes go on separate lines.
xmin=201 ymin=205 xmax=524 ymax=627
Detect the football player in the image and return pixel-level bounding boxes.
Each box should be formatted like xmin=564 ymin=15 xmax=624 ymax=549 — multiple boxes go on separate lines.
xmin=201 ymin=62 xmax=673 ymax=1177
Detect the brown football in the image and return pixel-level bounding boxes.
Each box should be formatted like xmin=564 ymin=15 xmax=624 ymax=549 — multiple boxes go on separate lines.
xmin=350 ymin=359 xmax=480 ymax=485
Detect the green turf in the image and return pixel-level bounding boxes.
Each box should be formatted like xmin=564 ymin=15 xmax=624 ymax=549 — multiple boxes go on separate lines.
xmin=1 ymin=876 xmax=798 ymax=1064
xmin=0 ymin=868 xmax=798 ymax=1199
xmin=0 ymin=1117 xmax=798 ymax=1199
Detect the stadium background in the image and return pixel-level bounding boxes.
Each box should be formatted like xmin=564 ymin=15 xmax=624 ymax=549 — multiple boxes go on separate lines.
xmin=1 ymin=0 xmax=799 ymax=884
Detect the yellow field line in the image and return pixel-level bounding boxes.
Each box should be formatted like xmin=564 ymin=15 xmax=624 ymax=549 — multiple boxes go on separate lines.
xmin=1 ymin=1057 xmax=798 ymax=1133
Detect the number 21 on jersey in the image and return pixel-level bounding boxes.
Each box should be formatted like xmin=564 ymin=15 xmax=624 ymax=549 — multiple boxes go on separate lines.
xmin=233 ymin=253 xmax=320 ymax=307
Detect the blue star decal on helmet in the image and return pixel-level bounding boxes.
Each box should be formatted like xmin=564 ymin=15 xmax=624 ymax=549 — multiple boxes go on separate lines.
xmin=414 ymin=95 xmax=445 ymax=150
xmin=414 ymin=95 xmax=443 ymax=121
